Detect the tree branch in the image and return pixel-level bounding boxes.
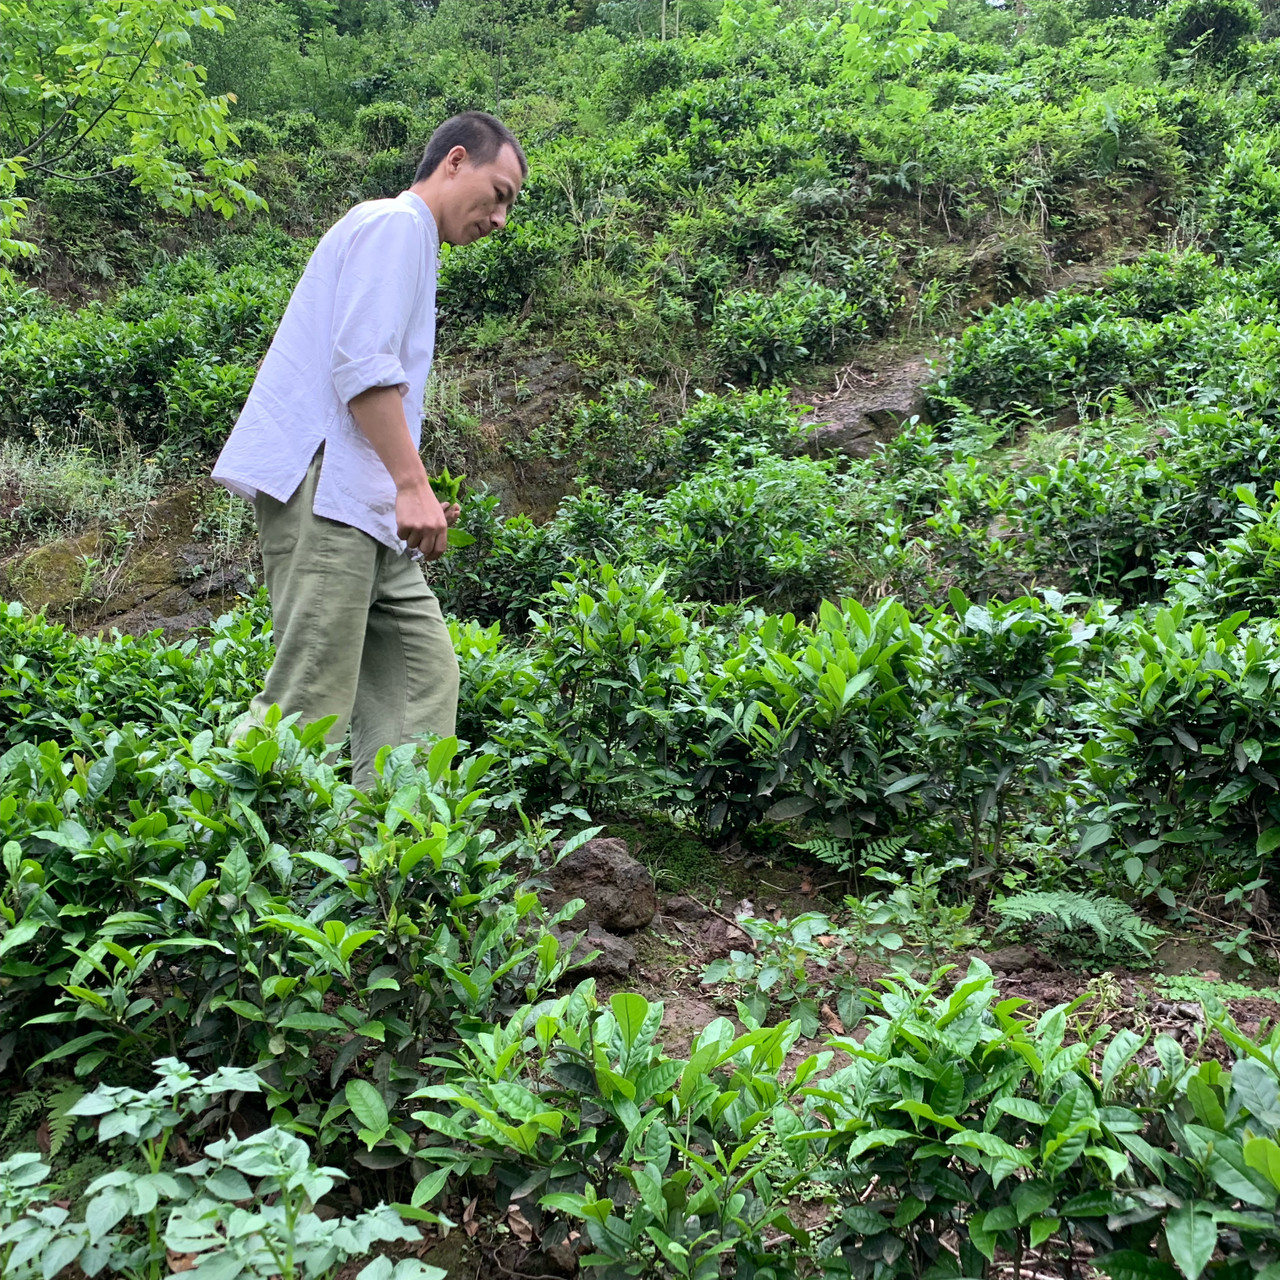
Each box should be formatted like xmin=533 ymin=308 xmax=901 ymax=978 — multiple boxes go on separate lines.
xmin=8 ymin=98 xmax=81 ymax=163
xmin=34 ymin=20 xmax=167 ymax=170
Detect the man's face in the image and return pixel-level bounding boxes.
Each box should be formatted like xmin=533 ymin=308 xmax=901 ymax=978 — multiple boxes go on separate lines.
xmin=437 ymin=144 xmax=524 ymax=247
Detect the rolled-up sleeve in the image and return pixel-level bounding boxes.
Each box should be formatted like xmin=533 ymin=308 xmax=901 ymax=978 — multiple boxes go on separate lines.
xmin=330 ymin=210 xmax=423 ymax=406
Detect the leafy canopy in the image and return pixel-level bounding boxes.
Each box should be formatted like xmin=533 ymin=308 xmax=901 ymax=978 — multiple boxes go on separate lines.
xmin=0 ymin=0 xmax=264 ymax=276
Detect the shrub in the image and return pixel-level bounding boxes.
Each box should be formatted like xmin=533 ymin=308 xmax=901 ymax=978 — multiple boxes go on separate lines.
xmin=273 ymin=111 xmax=324 ymax=152
xmin=642 ymin=453 xmax=853 ymax=610
xmin=437 ymin=219 xmax=573 ymax=324
xmin=661 ymin=385 xmax=807 ymax=472
xmin=1163 ymin=483 xmax=1280 ymax=618
xmin=361 ymin=148 xmax=417 ymax=199
xmin=164 ymin=358 xmax=257 ymax=443
xmin=354 ymin=100 xmax=417 ymax=152
xmin=0 ymin=1061 xmax=445 ymax=1280
xmin=0 ymin=258 xmax=289 ymax=449
xmin=0 ymin=714 xmax=586 ymax=1120
xmin=424 ymin=960 xmax=1280 ymax=1280
xmin=1104 ymin=249 xmax=1225 ymax=320
xmin=229 ymin=118 xmax=280 ymax=154
xmin=1204 ymin=133 xmax=1280 ymax=264
xmin=606 ymin=40 xmax=696 ymax=116
xmin=1079 ymin=605 xmax=1280 ymax=898
xmin=1161 ymin=0 xmax=1259 ymax=67
xmin=712 ymin=278 xmax=863 ymax=382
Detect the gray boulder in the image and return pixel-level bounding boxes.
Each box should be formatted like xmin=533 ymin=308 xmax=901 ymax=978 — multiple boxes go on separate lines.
xmin=552 ymin=921 xmax=636 ymax=978
xmin=661 ymin=895 xmax=709 ymax=923
xmin=575 ymin=923 xmax=637 ymax=978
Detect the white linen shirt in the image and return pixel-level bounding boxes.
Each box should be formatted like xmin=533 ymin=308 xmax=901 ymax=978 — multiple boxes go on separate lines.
xmin=213 ymin=191 xmax=439 ymax=551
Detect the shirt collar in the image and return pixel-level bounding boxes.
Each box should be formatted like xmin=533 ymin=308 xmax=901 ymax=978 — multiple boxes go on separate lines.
xmin=399 ymin=191 xmax=440 ymax=253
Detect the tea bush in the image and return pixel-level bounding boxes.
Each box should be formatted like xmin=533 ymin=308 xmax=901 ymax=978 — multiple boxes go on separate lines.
xmin=712 ymin=278 xmax=864 ymax=382
xmin=406 ymin=961 xmax=1280 ymax=1280
xmin=0 ymin=264 xmax=292 ymax=448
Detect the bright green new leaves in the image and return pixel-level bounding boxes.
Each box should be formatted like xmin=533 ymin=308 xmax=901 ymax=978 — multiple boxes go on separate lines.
xmin=842 ymin=0 xmax=950 ymax=95
xmin=0 ymin=1062 xmax=441 ymax=1280
xmin=0 ymin=0 xmax=264 ymax=274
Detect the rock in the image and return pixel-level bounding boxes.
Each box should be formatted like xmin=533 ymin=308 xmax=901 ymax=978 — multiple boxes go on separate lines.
xmin=980 ymin=945 xmax=1041 ymax=973
xmin=798 ymin=357 xmax=933 ymax=459
xmin=661 ymin=895 xmax=709 ymax=923
xmin=570 ymin=922 xmax=636 ymax=979
xmin=697 ymin=914 xmax=749 ymax=958
xmin=543 ymin=837 xmax=657 ymax=932
xmin=541 ymin=1232 xmax=584 ymax=1275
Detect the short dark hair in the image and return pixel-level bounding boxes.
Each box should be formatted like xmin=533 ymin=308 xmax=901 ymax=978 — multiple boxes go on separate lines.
xmin=414 ymin=112 xmax=527 ymax=183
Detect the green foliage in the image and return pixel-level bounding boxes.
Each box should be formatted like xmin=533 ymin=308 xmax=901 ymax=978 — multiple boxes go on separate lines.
xmin=1156 ymin=973 xmax=1280 ymax=1003
xmin=1078 ymin=604 xmax=1280 ymax=897
xmin=420 ymin=985 xmax=826 ymax=1278
xmin=438 ymin=218 xmax=573 ymax=324
xmin=353 ymin=101 xmax=417 ymax=153
xmin=404 ymin=960 xmax=1280 ymax=1278
xmin=1164 ymin=484 xmax=1280 ymax=617
xmin=0 ymin=1060 xmax=445 ymax=1280
xmin=1160 ymin=0 xmax=1259 ymax=68
xmin=992 ymin=889 xmax=1164 ymax=959
xmin=0 ymin=257 xmax=291 ymax=448
xmin=703 ymin=910 xmax=872 ymax=1036
xmin=17 ymin=4 xmax=1280 ymax=1269
xmin=712 ymin=278 xmax=864 ymax=382
xmin=0 ymin=603 xmax=592 ymax=1121
xmin=842 ymin=0 xmax=952 ymax=93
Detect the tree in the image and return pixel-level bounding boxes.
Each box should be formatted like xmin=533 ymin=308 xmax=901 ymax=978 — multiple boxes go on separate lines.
xmin=842 ymin=0 xmax=951 ymax=97
xmin=0 ymin=0 xmax=264 ymax=277
xmin=429 ymin=0 xmax=572 ymax=113
xmin=1161 ymin=0 xmax=1259 ymax=68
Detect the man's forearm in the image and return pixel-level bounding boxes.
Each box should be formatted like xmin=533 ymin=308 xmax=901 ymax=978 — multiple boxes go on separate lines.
xmin=349 ymin=385 xmax=430 ymax=493
xmin=349 ymin=383 xmax=450 ymax=558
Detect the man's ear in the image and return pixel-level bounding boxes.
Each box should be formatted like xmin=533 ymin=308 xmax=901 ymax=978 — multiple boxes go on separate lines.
xmin=446 ymin=144 xmax=469 ymax=176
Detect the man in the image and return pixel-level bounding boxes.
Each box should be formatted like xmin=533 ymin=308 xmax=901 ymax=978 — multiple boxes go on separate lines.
xmin=214 ymin=111 xmax=526 ymax=789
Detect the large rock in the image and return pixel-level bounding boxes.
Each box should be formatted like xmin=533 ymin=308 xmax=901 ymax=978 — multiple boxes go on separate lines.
xmin=799 ymin=356 xmax=933 ymax=459
xmin=543 ymin=837 xmax=657 ymax=932
xmin=976 ymin=945 xmax=1047 ymax=973
xmin=661 ymin=895 xmax=709 ymax=923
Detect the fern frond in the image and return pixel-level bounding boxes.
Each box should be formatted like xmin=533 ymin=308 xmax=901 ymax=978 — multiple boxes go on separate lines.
xmin=0 ymin=1088 xmax=44 ymax=1144
xmin=46 ymin=1085 xmax=84 ymax=1158
xmin=993 ymin=890 xmax=1162 ymax=957
xmin=794 ymin=836 xmax=850 ymax=866
xmin=863 ymin=835 xmax=910 ymax=864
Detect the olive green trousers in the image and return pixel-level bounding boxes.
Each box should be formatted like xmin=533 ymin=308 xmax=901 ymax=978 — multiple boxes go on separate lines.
xmin=246 ymin=451 xmax=459 ymax=790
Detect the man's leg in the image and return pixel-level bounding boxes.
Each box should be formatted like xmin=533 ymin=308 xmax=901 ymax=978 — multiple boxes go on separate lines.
xmin=248 ymin=453 xmax=381 ymax=755
xmin=349 ymin=549 xmax=460 ymax=789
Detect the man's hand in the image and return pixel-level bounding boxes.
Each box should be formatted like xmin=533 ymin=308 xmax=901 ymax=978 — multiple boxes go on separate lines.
xmin=396 ymin=479 xmax=450 ymax=560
